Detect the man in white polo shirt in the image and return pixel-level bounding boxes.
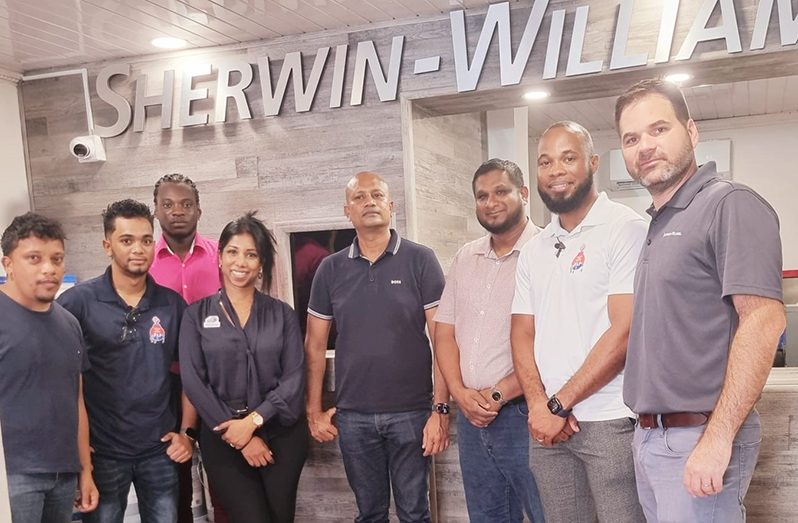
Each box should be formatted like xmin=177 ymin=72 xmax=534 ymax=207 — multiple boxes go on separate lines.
xmin=511 ymin=121 xmax=646 ymax=522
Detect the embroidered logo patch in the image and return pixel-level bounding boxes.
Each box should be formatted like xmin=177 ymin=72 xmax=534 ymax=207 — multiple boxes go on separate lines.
xmin=390 ymin=279 xmax=402 ymax=285
xmin=149 ymin=316 xmax=166 ymax=344
xmin=203 ymin=315 xmax=221 ymax=329
xmin=663 ymin=231 xmax=682 ymax=237
xmin=570 ymin=246 xmax=586 ymax=273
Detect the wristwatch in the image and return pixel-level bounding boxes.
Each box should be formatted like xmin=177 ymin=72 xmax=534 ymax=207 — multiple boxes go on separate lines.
xmin=179 ymin=427 xmax=197 ymax=441
xmin=432 ymin=402 xmax=450 ymax=415
xmin=546 ymin=395 xmax=572 ymax=418
xmin=490 ymin=386 xmax=508 ymax=406
xmin=250 ymin=412 xmax=264 ymax=428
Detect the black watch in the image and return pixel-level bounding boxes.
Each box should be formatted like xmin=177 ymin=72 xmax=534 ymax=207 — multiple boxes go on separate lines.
xmin=546 ymin=395 xmax=572 ymax=418
xmin=432 ymin=402 xmax=450 ymax=415
xmin=180 ymin=427 xmax=198 ymax=441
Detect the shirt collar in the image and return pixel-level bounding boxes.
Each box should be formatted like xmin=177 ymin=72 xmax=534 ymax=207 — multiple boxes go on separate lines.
xmin=348 ymin=229 xmax=401 ymax=259
xmin=155 ymin=233 xmax=208 ymax=257
xmin=473 ymin=219 xmax=538 ymax=258
xmin=541 ymin=192 xmax=612 ymax=238
xmin=647 ymin=161 xmax=718 ymax=216
xmin=97 ymin=265 xmax=157 ymax=310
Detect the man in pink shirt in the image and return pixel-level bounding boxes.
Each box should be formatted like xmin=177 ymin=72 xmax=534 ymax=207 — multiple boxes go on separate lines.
xmin=150 ymin=173 xmax=223 ymax=523
xmin=150 ymin=173 xmax=220 ymax=304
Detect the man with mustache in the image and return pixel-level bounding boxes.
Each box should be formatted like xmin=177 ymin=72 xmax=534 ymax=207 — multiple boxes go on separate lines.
xmin=435 ymin=159 xmax=545 ymax=522
xmin=511 ymin=122 xmax=646 ymax=522
xmin=617 ymin=79 xmax=785 ymax=522
xmin=0 ymin=212 xmax=98 ymax=521
xmin=59 ymin=200 xmax=194 ymax=523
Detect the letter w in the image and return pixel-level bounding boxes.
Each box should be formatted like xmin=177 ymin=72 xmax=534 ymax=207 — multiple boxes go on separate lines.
xmin=450 ymin=0 xmax=549 ymax=92
xmin=258 ymin=48 xmax=330 ymax=116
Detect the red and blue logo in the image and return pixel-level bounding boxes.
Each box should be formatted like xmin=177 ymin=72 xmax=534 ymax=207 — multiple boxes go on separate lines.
xmin=149 ymin=316 xmax=166 ymax=344
xmin=570 ymin=246 xmax=586 ymax=273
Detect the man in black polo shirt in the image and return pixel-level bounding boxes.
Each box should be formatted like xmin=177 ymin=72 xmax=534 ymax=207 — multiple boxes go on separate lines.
xmin=616 ymin=79 xmax=785 ymax=521
xmin=59 ymin=200 xmax=196 ymax=523
xmin=305 ymin=171 xmax=450 ymax=523
xmin=1 ymin=212 xmax=98 ymax=521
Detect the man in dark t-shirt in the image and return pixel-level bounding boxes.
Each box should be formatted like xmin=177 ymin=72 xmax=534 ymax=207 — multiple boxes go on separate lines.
xmin=0 ymin=212 xmax=98 ymax=521
xmin=58 ymin=200 xmax=196 ymax=523
xmin=305 ymin=172 xmax=449 ymax=522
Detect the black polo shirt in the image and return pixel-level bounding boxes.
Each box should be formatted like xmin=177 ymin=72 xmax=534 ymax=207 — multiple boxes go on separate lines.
xmin=0 ymin=293 xmax=87 ymax=474
xmin=308 ymin=230 xmax=445 ymax=413
xmin=58 ymin=267 xmax=186 ymax=460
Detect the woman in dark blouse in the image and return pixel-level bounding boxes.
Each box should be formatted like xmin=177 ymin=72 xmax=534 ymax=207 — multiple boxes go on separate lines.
xmin=180 ymin=212 xmax=308 ymax=522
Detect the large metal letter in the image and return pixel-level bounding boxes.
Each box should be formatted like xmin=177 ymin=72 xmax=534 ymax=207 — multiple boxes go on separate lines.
xmin=610 ymin=0 xmax=648 ymax=70
xmin=330 ymin=44 xmax=348 ymax=109
xmin=95 ymin=64 xmax=132 ymax=138
xmin=543 ymin=9 xmax=565 ymax=79
xmin=566 ymin=5 xmax=603 ymax=76
xmin=350 ymin=37 xmax=403 ymax=106
xmin=178 ymin=64 xmax=211 ymax=127
xmin=751 ymin=0 xmax=798 ymax=50
xmin=133 ymin=70 xmax=174 ymax=132
xmin=655 ymin=0 xmax=680 ymax=63
xmin=215 ymin=60 xmax=253 ymax=123
xmin=258 ymin=47 xmax=330 ymax=116
xmin=675 ymin=0 xmax=742 ymax=60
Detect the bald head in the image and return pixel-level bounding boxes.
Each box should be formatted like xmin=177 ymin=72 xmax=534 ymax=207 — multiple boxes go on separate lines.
xmin=540 ymin=120 xmax=595 ymax=158
xmin=345 ymin=171 xmax=390 ymax=202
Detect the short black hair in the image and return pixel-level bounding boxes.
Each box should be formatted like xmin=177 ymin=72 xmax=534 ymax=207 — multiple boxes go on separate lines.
xmin=615 ymin=78 xmax=691 ymax=131
xmin=153 ymin=173 xmax=200 ymax=204
xmin=472 ymin=158 xmax=525 ymax=193
xmin=219 ymin=211 xmax=277 ymax=292
xmin=102 ymin=199 xmax=154 ymax=236
xmin=1 ymin=212 xmax=66 ymax=257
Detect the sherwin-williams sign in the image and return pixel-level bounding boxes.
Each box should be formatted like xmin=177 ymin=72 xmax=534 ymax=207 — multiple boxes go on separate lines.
xmin=94 ymin=0 xmax=798 ymax=137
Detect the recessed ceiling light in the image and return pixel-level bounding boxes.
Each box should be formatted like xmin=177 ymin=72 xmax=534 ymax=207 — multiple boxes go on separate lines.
xmin=151 ymin=37 xmax=187 ymax=50
xmin=523 ymin=90 xmax=550 ymax=101
xmin=664 ymin=72 xmax=692 ymax=84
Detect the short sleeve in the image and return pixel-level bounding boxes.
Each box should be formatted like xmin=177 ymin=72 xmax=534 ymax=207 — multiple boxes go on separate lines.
xmin=607 ymin=217 xmax=648 ymax=295
xmin=511 ymin=241 xmax=536 ymax=315
xmin=710 ymin=189 xmax=783 ymax=301
xmin=434 ymin=248 xmax=463 ymax=325
xmin=420 ymin=248 xmax=445 ymax=310
xmin=307 ymin=257 xmax=334 ymax=320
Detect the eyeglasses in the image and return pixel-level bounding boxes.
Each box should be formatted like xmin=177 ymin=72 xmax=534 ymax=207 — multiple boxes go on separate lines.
xmin=121 ymin=307 xmax=140 ymax=343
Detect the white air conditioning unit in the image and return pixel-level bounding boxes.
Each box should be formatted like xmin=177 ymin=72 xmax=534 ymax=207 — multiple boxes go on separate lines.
xmin=608 ymin=139 xmax=731 ymax=191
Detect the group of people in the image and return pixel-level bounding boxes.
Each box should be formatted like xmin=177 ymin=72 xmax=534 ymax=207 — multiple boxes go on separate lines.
xmin=0 ymin=78 xmax=785 ymax=523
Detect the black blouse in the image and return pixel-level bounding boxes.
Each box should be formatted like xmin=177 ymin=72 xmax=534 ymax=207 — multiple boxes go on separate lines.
xmin=179 ymin=290 xmax=305 ymax=429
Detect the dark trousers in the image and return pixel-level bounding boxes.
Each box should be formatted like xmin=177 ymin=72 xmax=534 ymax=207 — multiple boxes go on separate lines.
xmin=199 ymin=418 xmax=309 ymax=523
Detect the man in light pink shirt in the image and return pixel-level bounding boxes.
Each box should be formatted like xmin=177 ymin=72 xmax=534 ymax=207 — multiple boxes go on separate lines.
xmin=150 ymin=174 xmax=220 ymax=304
xmin=149 ymin=173 xmax=223 ymax=523
xmin=435 ymin=159 xmax=544 ymax=522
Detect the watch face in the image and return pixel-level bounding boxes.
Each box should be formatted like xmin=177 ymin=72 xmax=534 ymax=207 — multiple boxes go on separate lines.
xmin=547 ymin=396 xmax=561 ymax=414
xmin=253 ymin=413 xmax=264 ymax=427
xmin=491 ymin=390 xmax=502 ymax=402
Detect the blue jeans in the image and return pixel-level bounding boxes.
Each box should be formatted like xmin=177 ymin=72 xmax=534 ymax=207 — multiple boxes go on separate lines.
xmin=7 ymin=472 xmax=77 ymax=523
xmin=633 ymin=410 xmax=761 ymax=522
xmin=336 ymin=409 xmax=431 ymax=523
xmin=83 ymin=453 xmax=178 ymax=523
xmin=457 ymin=400 xmax=545 ymax=522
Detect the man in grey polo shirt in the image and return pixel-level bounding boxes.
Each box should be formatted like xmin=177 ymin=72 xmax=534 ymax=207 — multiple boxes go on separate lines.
xmin=616 ymin=79 xmax=785 ymax=521
xmin=305 ymin=171 xmax=449 ymax=523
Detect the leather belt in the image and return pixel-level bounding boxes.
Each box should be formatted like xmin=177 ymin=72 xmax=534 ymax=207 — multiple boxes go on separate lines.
xmin=637 ymin=412 xmax=710 ymax=429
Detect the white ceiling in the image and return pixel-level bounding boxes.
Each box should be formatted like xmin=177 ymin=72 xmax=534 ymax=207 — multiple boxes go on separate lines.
xmin=0 ymin=0 xmax=499 ymax=74
xmin=528 ymin=75 xmax=798 ymax=137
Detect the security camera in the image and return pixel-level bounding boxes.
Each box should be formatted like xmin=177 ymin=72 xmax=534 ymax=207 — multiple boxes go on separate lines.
xmin=69 ymin=135 xmax=106 ymax=163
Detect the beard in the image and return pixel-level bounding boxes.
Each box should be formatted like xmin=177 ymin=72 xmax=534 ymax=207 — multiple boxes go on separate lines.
xmin=538 ymin=171 xmax=594 ymax=214
xmin=634 ymin=141 xmax=695 ymax=194
xmin=477 ymin=201 xmax=527 ymax=235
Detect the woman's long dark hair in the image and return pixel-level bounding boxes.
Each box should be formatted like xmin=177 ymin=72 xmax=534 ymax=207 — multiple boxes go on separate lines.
xmin=218 ymin=211 xmax=277 ymax=292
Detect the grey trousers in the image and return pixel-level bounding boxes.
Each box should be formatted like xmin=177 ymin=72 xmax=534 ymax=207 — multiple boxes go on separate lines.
xmin=632 ymin=411 xmax=761 ymax=522
xmin=530 ymin=417 xmax=645 ymax=523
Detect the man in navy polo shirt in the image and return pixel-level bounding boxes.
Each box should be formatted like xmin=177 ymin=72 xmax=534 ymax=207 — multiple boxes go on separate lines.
xmin=305 ymin=171 xmax=450 ymax=523
xmin=59 ymin=200 xmax=197 ymax=523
